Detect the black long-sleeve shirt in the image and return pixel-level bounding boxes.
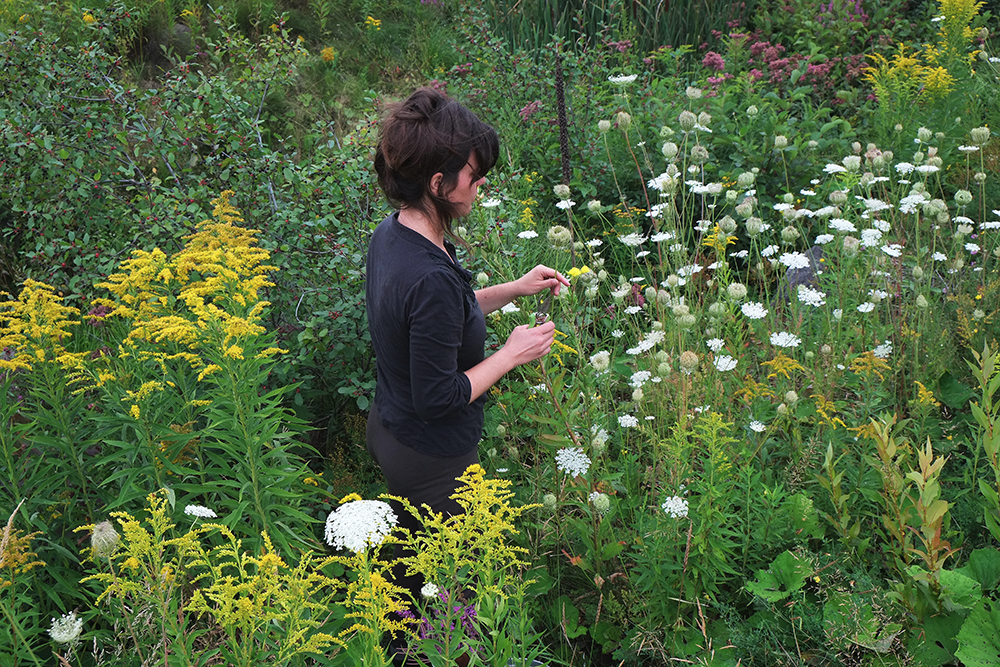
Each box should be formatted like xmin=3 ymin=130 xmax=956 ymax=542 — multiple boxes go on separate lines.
xmin=365 ymin=212 xmax=487 ymax=457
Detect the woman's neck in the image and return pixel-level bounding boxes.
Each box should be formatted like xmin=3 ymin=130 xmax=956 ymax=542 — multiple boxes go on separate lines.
xmin=397 ymin=207 xmax=447 ymax=252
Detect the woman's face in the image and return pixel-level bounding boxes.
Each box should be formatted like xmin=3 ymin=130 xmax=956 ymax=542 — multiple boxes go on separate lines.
xmin=442 ymin=154 xmax=486 ymax=218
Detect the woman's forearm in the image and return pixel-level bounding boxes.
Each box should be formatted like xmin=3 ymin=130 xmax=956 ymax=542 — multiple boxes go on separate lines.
xmin=474 ymin=281 xmax=524 ymax=315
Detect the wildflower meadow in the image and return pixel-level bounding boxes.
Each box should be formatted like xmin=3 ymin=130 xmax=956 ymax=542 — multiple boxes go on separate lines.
xmin=2 ymin=0 xmax=1000 ymax=665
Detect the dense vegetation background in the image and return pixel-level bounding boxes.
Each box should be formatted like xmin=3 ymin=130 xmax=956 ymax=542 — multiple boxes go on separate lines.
xmin=2 ymin=0 xmax=1000 ymax=664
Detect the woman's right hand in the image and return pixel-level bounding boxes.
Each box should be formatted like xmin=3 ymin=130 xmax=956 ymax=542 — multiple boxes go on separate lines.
xmin=503 ymin=321 xmax=556 ymax=366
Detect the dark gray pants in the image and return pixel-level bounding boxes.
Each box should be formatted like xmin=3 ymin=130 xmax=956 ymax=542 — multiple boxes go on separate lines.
xmin=366 ymin=404 xmax=479 ymax=602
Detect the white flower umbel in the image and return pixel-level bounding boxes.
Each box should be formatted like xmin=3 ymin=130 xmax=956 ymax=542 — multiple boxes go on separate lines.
xmin=421 ymin=582 xmax=440 ymax=599
xmin=770 ymin=331 xmax=802 ymax=348
xmin=779 ymin=252 xmax=812 ymax=270
xmin=618 ymin=414 xmax=640 ymax=428
xmin=714 ymin=355 xmax=738 ymax=372
xmin=590 ymin=350 xmax=611 ymax=371
xmin=608 ymin=73 xmax=638 ymax=85
xmin=184 ymin=505 xmax=218 ymax=519
xmin=741 ymin=302 xmax=768 ymax=320
xmin=707 ymin=338 xmax=725 ymax=352
xmin=797 ymin=285 xmax=826 ymax=307
xmin=749 ymin=420 xmax=766 ymax=433
xmin=618 ymin=233 xmax=647 ymax=246
xmin=500 ymin=302 xmax=520 ymax=314
xmin=662 ymin=496 xmax=690 ymax=519
xmin=555 ymin=447 xmax=591 ymax=477
xmin=857 ymin=302 xmax=876 ymax=313
xmin=325 ymin=499 xmax=397 ymax=553
xmin=873 ymin=341 xmax=893 ymax=358
xmin=517 ymin=230 xmax=538 ymax=239
xmin=49 ymin=611 xmax=83 ymax=645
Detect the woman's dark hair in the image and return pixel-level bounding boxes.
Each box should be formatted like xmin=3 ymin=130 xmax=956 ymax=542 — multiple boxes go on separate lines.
xmin=374 ymin=87 xmax=499 ymax=237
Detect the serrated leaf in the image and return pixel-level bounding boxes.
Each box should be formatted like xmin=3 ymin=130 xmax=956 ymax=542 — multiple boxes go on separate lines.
xmin=745 ymin=551 xmax=811 ymax=602
xmin=958 ymin=548 xmax=1000 ymax=593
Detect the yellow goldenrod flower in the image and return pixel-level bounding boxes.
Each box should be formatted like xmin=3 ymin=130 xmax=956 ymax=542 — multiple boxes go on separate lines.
xmin=321 ymin=46 xmax=336 ymax=62
xmin=83 ymin=12 xmax=95 ymax=23
xmin=364 ymin=16 xmax=381 ymax=31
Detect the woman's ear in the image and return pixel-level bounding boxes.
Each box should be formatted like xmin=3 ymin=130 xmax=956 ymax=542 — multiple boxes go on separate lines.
xmin=429 ymin=172 xmax=444 ymax=198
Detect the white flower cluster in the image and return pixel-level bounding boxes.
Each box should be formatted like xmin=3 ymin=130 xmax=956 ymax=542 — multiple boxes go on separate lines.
xmin=49 ymin=611 xmax=84 ymax=645
xmin=184 ymin=505 xmax=218 ymax=518
xmin=661 ymin=495 xmax=689 ymax=519
xmin=626 ymin=330 xmax=665 ymax=355
xmin=555 ymin=447 xmax=591 ymax=477
xmin=618 ymin=414 xmax=639 ymax=428
xmin=325 ymin=499 xmax=397 ymax=553
xmin=421 ymin=582 xmax=440 ymax=599
xmin=770 ymin=332 xmax=802 ymax=348
xmin=714 ymin=355 xmax=738 ymax=372
xmin=741 ymin=302 xmax=768 ymax=320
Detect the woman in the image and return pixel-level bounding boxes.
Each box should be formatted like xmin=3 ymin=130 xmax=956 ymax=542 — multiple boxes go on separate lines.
xmin=365 ymin=86 xmax=567 ymax=637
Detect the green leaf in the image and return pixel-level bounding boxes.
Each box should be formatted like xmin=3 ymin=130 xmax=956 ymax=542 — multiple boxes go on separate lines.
xmin=909 ymin=612 xmax=964 ymax=667
xmin=956 ymin=598 xmax=1000 ymax=667
xmin=937 ymin=371 xmax=976 ymax=409
xmin=745 ymin=551 xmax=811 ymax=602
xmin=939 ymin=568 xmax=982 ymax=612
xmin=958 ymin=548 xmax=1000 ymax=593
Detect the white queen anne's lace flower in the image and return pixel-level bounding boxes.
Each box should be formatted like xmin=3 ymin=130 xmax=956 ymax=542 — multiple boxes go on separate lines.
xmin=556 ymin=447 xmax=591 ymax=477
xmin=749 ymin=420 xmax=766 ymax=433
xmin=518 ymin=230 xmax=538 ymax=239
xmin=421 ymin=582 xmax=440 ymax=599
xmin=618 ymin=414 xmax=640 ymax=428
xmin=49 ymin=611 xmax=84 ymax=645
xmin=706 ymin=338 xmax=725 ymax=352
xmin=770 ymin=331 xmax=802 ymax=348
xmin=797 ymin=285 xmax=826 ymax=307
xmin=741 ymin=302 xmax=768 ymax=320
xmin=780 ymin=252 xmax=812 ymax=270
xmin=618 ymin=233 xmax=647 ymax=246
xmin=325 ymin=499 xmax=397 ymax=553
xmin=714 ymin=355 xmax=737 ymax=372
xmin=184 ymin=505 xmax=217 ymax=518
xmin=662 ymin=495 xmax=689 ymax=519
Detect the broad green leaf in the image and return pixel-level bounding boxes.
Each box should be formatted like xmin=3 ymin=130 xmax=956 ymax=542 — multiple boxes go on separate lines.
xmin=956 ymin=598 xmax=1000 ymax=667
xmin=745 ymin=551 xmax=811 ymax=602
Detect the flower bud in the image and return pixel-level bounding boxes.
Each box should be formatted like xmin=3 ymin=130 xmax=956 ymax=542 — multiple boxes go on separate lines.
xmin=957 ymin=223 xmax=974 ymax=236
xmin=543 ymin=494 xmax=557 ymax=511
xmin=553 ymin=183 xmax=571 ymax=199
xmin=843 ymin=155 xmax=861 ymax=172
xmin=616 ymin=111 xmax=632 ymax=129
xmin=807 ymin=140 xmax=819 ymax=150
xmin=698 ymin=111 xmax=712 ymax=127
xmin=657 ymin=362 xmax=672 ymax=376
xmin=747 ymin=105 xmax=759 ymax=117
xmin=547 ymin=225 xmax=573 ymax=250
xmin=598 ymin=119 xmax=611 ymax=133
xmin=655 ymin=350 xmax=669 ymax=363
xmin=782 ymin=192 xmax=795 ymax=204
xmin=727 ymin=282 xmax=748 ymax=301
xmin=735 ymin=201 xmax=753 ymax=218
xmin=476 ymin=272 xmax=490 ymax=286
xmin=644 ymin=286 xmax=657 ymax=303
xmin=953 ymin=258 xmax=965 ymax=271
xmin=726 ymin=189 xmax=738 ymax=204
xmin=632 ymin=387 xmax=644 ymax=401
xmin=781 ymin=225 xmax=801 ymax=243
xmin=737 ymin=171 xmax=756 ymax=189
xmin=784 ymin=390 xmax=799 ymax=405
xmin=679 ymin=350 xmax=699 ymax=375
xmin=662 ymin=141 xmax=679 ymax=159
xmin=665 ymin=274 xmax=679 ymax=287
xmin=690 ymin=144 xmax=709 ymax=164
xmin=672 ymin=304 xmax=690 ymax=318
xmin=829 ymin=190 xmax=848 ymax=205
xmin=918 ymin=126 xmax=932 ymax=142
xmin=973 ymin=309 xmax=985 ymax=320
xmin=91 ymin=521 xmax=120 ymax=558
xmin=719 ymin=215 xmax=737 ymax=234
xmin=708 ymin=301 xmax=726 ymax=317
xmin=895 ymin=123 xmax=904 ymax=132
xmin=852 ymin=141 xmax=862 ymax=154
xmin=686 ymin=86 xmax=703 ymax=99
xmin=821 ymin=344 xmax=832 ymax=355
xmin=971 ymin=126 xmax=991 ymax=146
xmin=496 ymin=424 xmax=506 ymax=436
xmin=592 ymin=492 xmax=611 ymax=515
xmin=911 ymin=266 xmax=924 ymax=281
xmin=679 ymin=110 xmax=697 ymax=132
xmin=975 ymin=172 xmax=987 ymax=184
xmin=774 ymin=135 xmax=788 ymax=150
xmin=843 ymin=236 xmax=860 ymax=257
xmin=656 ymin=289 xmax=670 ymax=306
xmin=659 ymin=125 xmax=676 ymax=138
xmin=955 ymin=189 xmax=973 ymax=206
xmin=678 ymin=313 xmax=697 ymax=329
xmin=777 ymin=403 xmax=789 ymax=417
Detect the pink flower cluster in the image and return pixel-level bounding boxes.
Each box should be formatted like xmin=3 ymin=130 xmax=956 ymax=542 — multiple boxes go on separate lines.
xmin=519 ymin=100 xmax=542 ymax=122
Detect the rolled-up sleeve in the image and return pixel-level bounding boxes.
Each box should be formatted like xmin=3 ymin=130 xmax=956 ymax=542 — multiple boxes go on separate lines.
xmin=406 ymin=272 xmax=472 ymax=420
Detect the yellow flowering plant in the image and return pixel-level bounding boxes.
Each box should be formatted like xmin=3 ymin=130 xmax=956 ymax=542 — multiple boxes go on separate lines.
xmin=78 ymin=490 xmax=346 ymax=666
xmin=391 ymin=465 xmax=547 ymax=667
xmin=75 ymin=191 xmax=315 ymax=554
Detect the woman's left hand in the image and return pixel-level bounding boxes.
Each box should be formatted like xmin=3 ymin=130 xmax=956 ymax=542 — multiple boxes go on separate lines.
xmin=517 ymin=264 xmax=570 ymax=297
